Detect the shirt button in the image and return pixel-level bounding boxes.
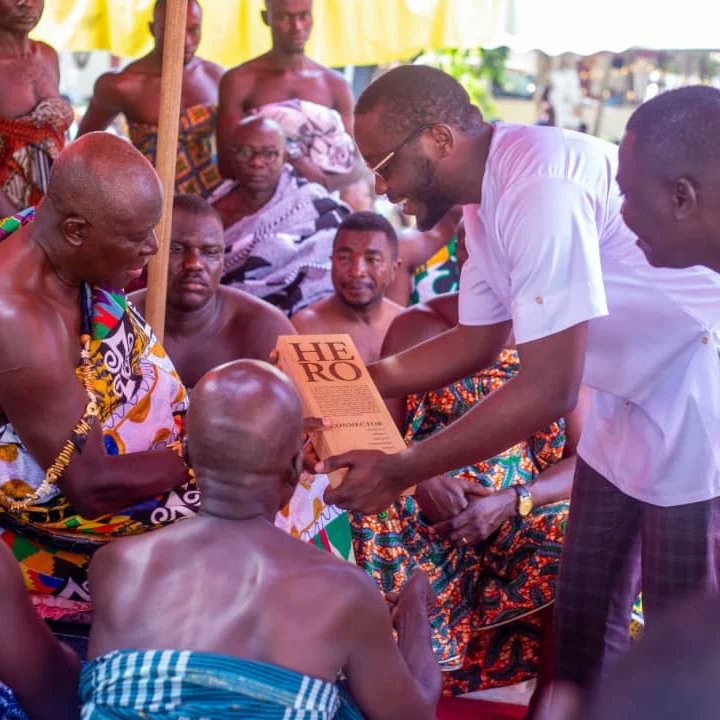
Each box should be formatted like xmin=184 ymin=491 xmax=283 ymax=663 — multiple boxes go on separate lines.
xmin=701 ymin=336 xmax=709 ymax=344
xmin=535 ymin=296 xmax=543 ymax=304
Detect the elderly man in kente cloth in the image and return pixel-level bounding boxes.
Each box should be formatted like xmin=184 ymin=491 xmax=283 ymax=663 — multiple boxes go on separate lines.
xmin=0 ymin=0 xmax=73 ymax=214
xmin=78 ymin=0 xmax=224 ymax=199
xmin=218 ymin=0 xmax=357 ymax=190
xmin=0 ymin=134 xmax=198 ymax=629
xmin=212 ymin=116 xmax=349 ymax=314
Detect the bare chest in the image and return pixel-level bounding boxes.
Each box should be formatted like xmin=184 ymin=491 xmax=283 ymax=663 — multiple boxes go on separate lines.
xmin=245 ymin=71 xmax=335 ymax=112
xmin=0 ymin=53 xmax=59 ymax=118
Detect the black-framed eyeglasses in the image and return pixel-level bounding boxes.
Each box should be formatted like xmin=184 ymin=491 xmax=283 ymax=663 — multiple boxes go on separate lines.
xmin=233 ymin=146 xmax=281 ymax=164
xmin=369 ymin=124 xmax=435 ymax=178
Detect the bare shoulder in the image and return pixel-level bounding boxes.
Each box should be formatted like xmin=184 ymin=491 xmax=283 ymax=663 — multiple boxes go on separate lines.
xmin=198 ymin=57 xmax=225 ymax=83
xmin=0 ymin=290 xmax=66 ymax=371
xmin=222 ymin=57 xmax=263 ymax=86
xmin=290 ymin=296 xmax=332 ymax=332
xmin=32 ymin=40 xmax=59 ymax=65
xmin=323 ymin=65 xmax=351 ymax=91
xmin=222 ymin=287 xmax=292 ymax=330
xmin=382 ymin=301 xmax=450 ymax=357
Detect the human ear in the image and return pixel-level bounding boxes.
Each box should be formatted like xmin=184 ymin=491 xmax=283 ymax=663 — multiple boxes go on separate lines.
xmin=673 ymin=177 xmax=698 ymax=221
xmin=61 ymin=216 xmax=88 ymax=249
xmin=429 ymin=124 xmax=454 ymax=156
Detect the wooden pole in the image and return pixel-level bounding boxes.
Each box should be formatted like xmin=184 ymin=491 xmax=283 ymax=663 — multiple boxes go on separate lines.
xmin=144 ymin=0 xmax=188 ymax=343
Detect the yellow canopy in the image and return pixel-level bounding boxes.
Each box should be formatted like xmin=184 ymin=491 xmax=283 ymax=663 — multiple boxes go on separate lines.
xmin=32 ymin=0 xmax=506 ymax=68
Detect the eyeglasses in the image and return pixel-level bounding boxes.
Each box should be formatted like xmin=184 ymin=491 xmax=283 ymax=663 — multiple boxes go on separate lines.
xmin=369 ymin=124 xmax=435 ymax=178
xmin=233 ymin=146 xmax=281 ymax=164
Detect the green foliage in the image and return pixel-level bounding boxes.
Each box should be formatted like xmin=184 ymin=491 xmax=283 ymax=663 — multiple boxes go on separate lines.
xmin=420 ymin=47 xmax=509 ymax=116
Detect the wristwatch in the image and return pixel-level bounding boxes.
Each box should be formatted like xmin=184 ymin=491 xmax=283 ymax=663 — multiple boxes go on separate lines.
xmin=514 ymin=483 xmax=533 ymax=517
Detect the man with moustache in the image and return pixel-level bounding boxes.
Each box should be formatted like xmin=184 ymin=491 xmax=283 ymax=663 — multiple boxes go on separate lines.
xmin=314 ymin=65 xmax=720 ymax=696
xmin=130 ymin=194 xmax=293 ymax=389
xmin=291 ymin=211 xmax=402 ymax=363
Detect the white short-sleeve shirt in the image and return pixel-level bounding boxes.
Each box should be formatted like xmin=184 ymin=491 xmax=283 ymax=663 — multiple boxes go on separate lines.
xmin=460 ymin=123 xmax=720 ymax=506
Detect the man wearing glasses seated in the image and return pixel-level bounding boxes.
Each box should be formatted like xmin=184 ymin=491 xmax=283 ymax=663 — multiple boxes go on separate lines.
xmin=211 ymin=116 xmax=349 ymax=315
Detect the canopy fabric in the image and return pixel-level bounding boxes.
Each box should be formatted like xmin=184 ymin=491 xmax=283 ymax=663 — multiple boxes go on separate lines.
xmin=32 ymin=0 xmax=506 ymax=68
xmin=501 ymin=0 xmax=720 ymax=55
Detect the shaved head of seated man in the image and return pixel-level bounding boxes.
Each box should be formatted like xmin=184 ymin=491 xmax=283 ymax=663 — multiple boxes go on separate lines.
xmin=0 ymin=133 xmax=196 ymax=606
xmin=0 ymin=543 xmax=80 ymax=720
xmin=83 ymin=360 xmax=441 ymax=720
xmin=130 ymin=195 xmax=293 ymax=388
xmin=619 ymin=85 xmax=720 ymax=274
xmin=291 ymin=211 xmax=403 ymax=363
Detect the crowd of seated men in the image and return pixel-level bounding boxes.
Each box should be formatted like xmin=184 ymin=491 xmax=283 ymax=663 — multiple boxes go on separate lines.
xmin=1 ymin=1 xmax=719 ymax=719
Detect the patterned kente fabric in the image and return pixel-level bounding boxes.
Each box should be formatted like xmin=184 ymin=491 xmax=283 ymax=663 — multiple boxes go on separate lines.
xmin=128 ymin=103 xmax=222 ymax=199
xmin=80 ymin=650 xmax=364 ymax=719
xmin=410 ymin=236 xmax=461 ymax=306
xmin=0 ymin=97 xmax=73 ymax=209
xmin=212 ymin=166 xmax=349 ymax=315
xmin=0 ymin=210 xmax=196 ymax=605
xmin=351 ymin=349 xmax=568 ymax=695
xmin=252 ymin=99 xmax=356 ymax=175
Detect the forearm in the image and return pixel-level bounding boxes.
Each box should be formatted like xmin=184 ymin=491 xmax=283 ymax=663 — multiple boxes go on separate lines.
xmin=369 ymin=322 xmax=509 ymax=398
xmin=395 ymin=600 xmax=442 ymax=709
xmin=403 ymin=372 xmax=576 ymax=486
xmin=528 ymin=455 xmax=576 ymax=506
xmin=64 ymin=447 xmax=189 ymax=518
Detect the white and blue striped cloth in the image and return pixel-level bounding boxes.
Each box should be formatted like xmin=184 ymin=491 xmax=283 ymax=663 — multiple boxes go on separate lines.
xmin=80 ymin=649 xmax=364 ymax=719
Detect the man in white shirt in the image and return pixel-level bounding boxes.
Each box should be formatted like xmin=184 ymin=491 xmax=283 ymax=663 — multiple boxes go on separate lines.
xmin=317 ymin=65 xmax=720 ymax=691
xmin=618 ymin=85 xmax=720 ymax=274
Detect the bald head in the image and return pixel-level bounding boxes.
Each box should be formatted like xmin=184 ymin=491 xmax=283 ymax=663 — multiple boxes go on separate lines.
xmin=188 ymin=360 xmax=303 ymax=502
xmin=47 ymin=132 xmax=163 ymax=228
xmin=234 ymin=115 xmax=285 ymax=145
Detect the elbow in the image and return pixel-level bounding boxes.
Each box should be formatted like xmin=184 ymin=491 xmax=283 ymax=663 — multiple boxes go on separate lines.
xmin=548 ymin=379 xmax=581 ymax=420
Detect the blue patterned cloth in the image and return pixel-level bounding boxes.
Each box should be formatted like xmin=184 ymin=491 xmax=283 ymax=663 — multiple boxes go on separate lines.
xmin=0 ymin=682 xmax=29 ymax=720
xmin=80 ymin=649 xmax=363 ymax=719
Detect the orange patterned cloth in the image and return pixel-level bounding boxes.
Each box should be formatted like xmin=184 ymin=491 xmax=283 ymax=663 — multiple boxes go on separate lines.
xmin=129 ymin=103 xmax=222 ymax=199
xmin=0 ymin=97 xmax=73 ymax=209
xmin=351 ymin=349 xmax=569 ymax=694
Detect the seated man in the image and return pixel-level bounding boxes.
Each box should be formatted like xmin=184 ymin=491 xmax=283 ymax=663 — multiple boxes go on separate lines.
xmin=352 ymin=279 xmax=586 ymax=708
xmin=78 ymin=0 xmax=224 ymax=199
xmin=0 ymin=543 xmax=80 ymax=720
xmin=291 ymin=211 xmax=403 ymax=363
xmin=217 ymin=0 xmax=357 ymax=190
xmin=82 ymin=360 xmax=441 ymax=720
xmin=0 ymin=0 xmax=73 ymax=213
xmin=212 ymin=116 xmax=349 ymax=315
xmin=0 ymin=134 xmax=196 ymax=620
xmin=130 ymin=194 xmax=293 ymax=388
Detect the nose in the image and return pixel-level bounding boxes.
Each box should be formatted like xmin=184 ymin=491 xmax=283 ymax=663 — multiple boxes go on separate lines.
xmin=183 ymin=248 xmax=203 ymax=270
xmin=248 ymin=152 xmax=265 ymax=168
xmin=145 ymin=229 xmax=159 ymax=256
xmin=349 ymin=256 xmax=367 ymax=277
xmin=373 ymin=173 xmax=388 ymax=196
